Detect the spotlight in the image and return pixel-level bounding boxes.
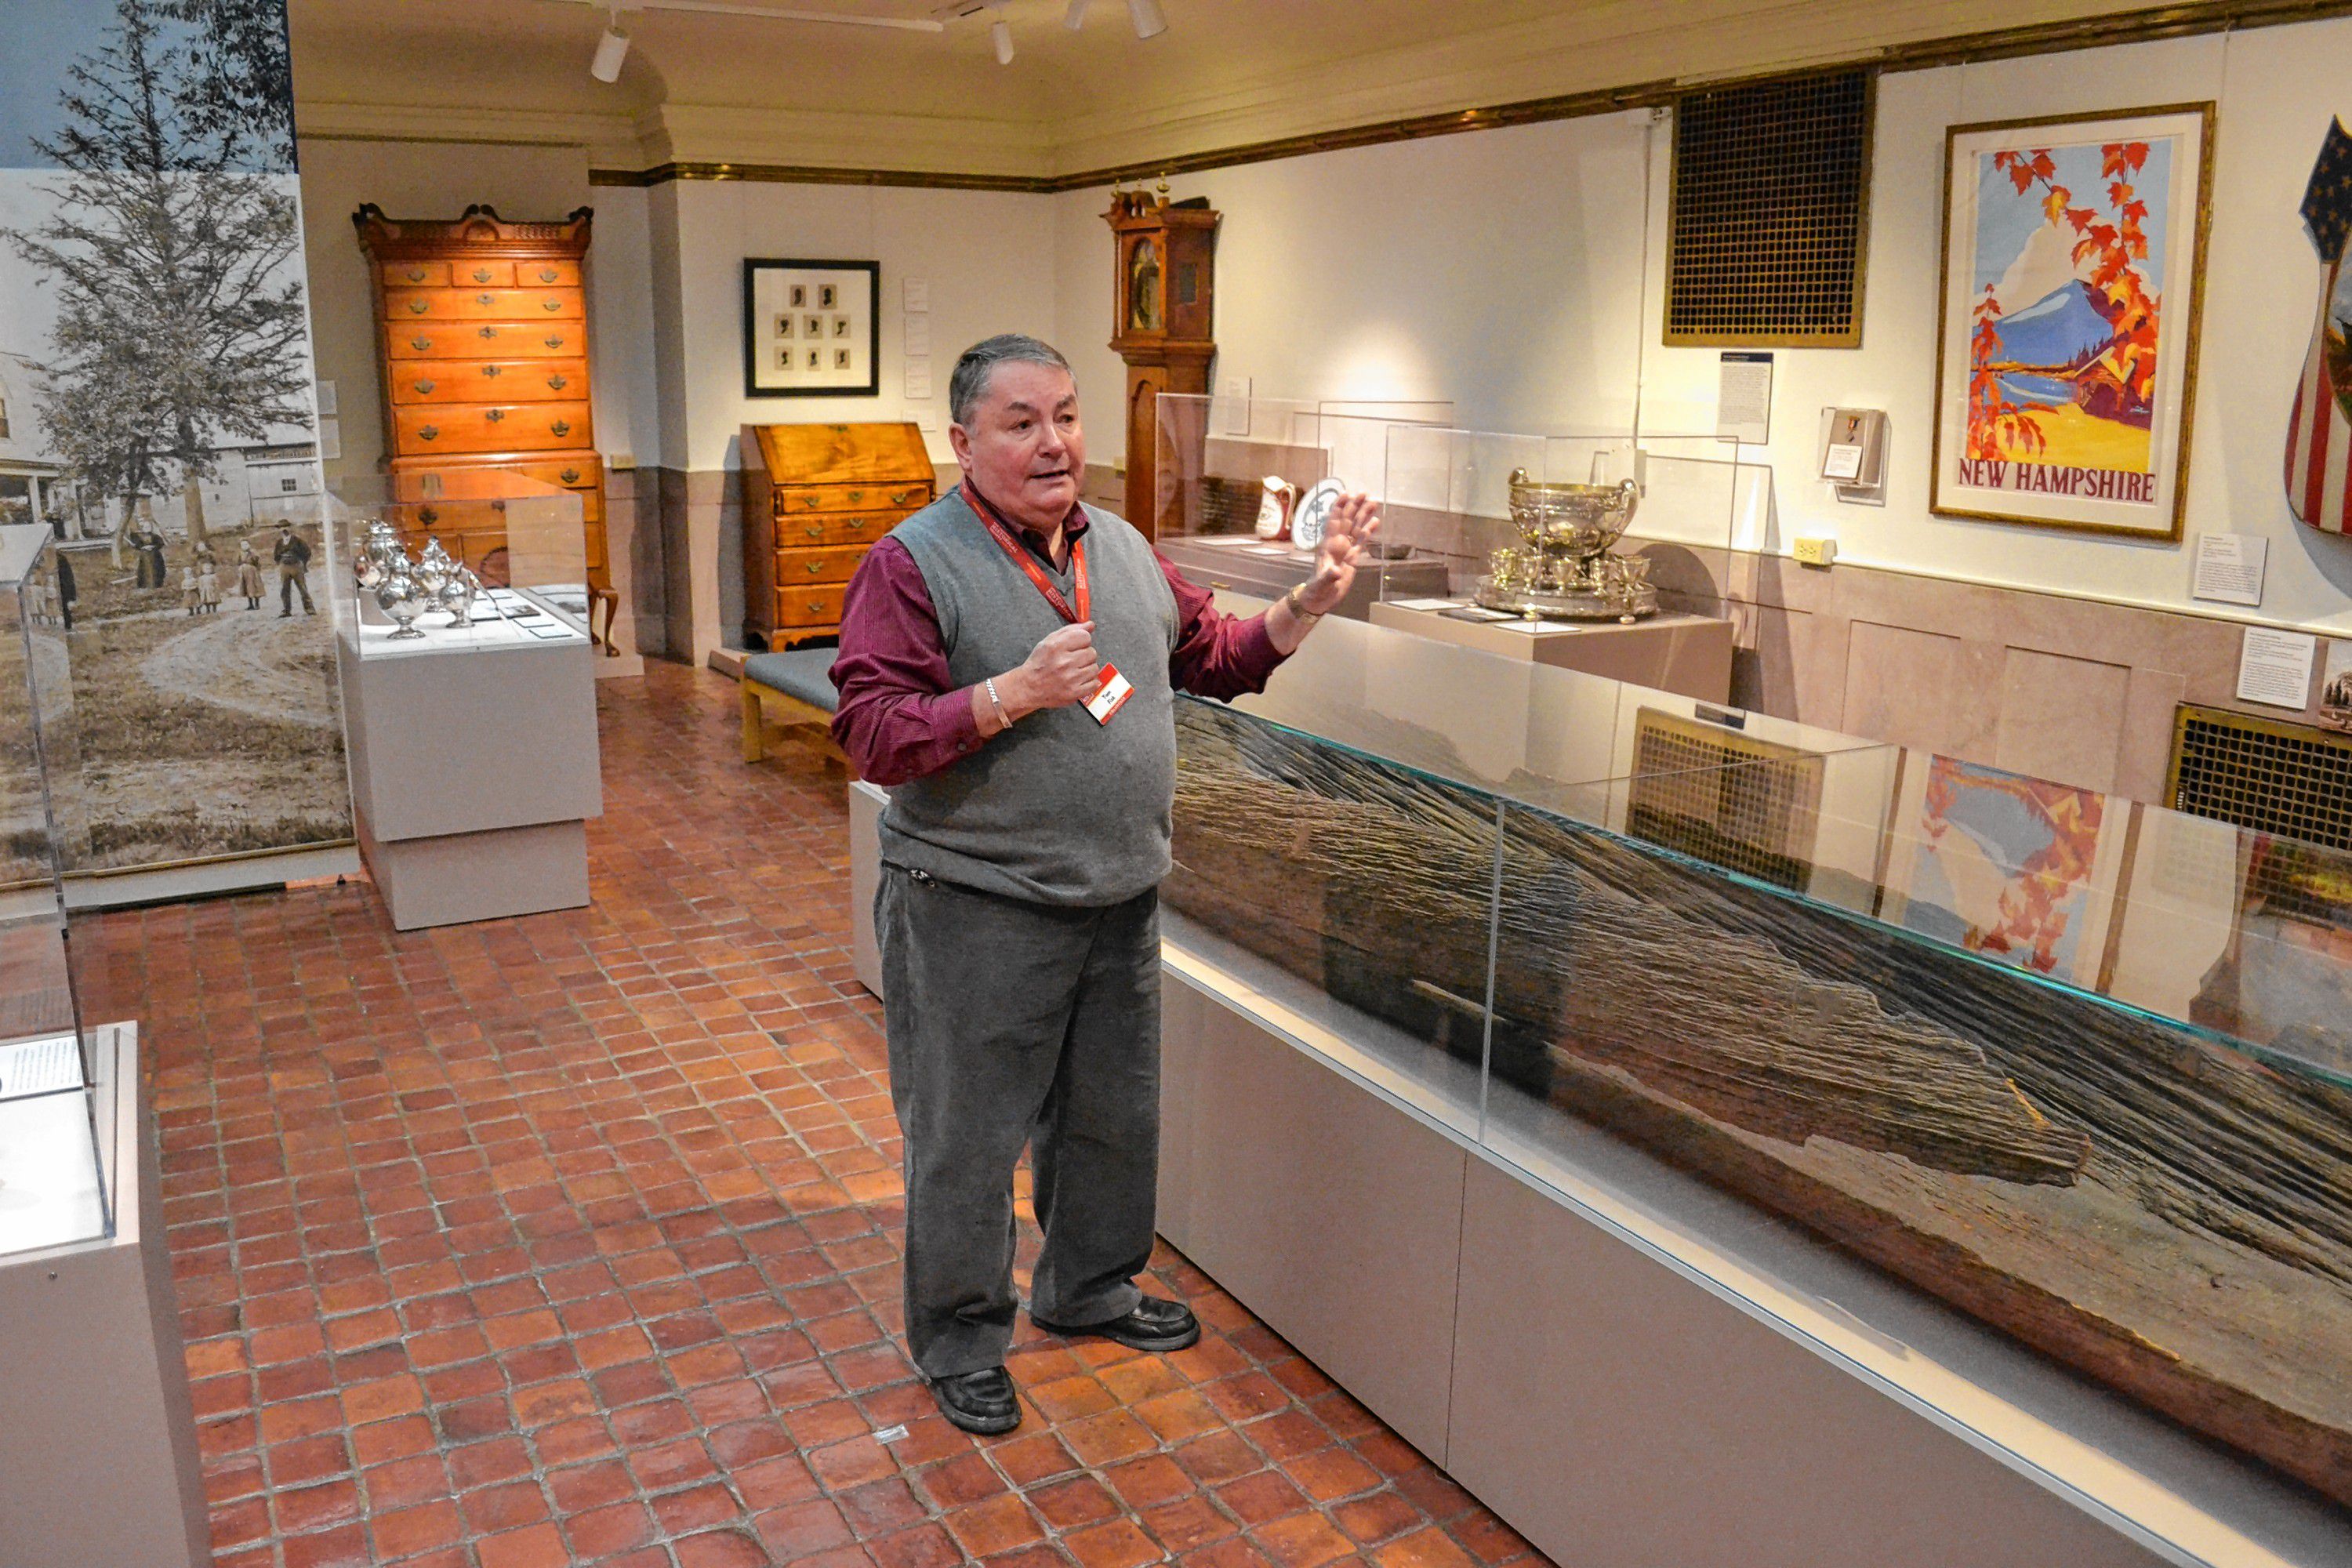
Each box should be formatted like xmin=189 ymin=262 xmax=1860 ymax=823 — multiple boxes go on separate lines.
xmin=1127 ymin=0 xmax=1165 ymax=38
xmin=590 ymin=24 xmax=630 ymax=82
xmin=1064 ymin=0 xmax=1087 ymax=28
xmin=991 ymin=16 xmax=1013 ymax=63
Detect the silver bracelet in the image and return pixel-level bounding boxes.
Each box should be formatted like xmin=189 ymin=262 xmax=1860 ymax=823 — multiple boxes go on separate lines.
xmin=985 ymin=676 xmax=1012 ymax=728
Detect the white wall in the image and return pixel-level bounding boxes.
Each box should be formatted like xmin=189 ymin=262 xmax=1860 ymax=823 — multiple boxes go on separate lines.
xmin=1054 ymin=16 xmax=2352 ymax=635
xmin=668 ymin=180 xmax=1059 ymax=473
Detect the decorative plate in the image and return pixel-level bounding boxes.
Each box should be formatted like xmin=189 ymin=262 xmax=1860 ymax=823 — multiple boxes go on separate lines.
xmin=1291 ymin=478 xmax=1346 ymax=553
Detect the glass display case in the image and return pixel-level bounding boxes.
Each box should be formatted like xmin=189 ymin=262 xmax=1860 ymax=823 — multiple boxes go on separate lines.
xmin=1166 ymin=605 xmax=2352 ymax=1512
xmin=0 ymin=523 xmax=118 ymax=1264
xmin=325 ymin=470 xmax=593 ymax=659
xmin=1149 ymin=393 xmax=1460 ymax=615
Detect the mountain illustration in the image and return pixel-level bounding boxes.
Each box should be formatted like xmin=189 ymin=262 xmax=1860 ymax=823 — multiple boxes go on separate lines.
xmin=1988 ymin=279 xmax=2123 ymax=370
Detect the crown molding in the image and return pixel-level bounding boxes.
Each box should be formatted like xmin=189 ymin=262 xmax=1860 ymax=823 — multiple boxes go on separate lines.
xmin=294 ymin=100 xmax=646 ymax=168
xmin=641 ymin=102 xmax=1053 ymax=180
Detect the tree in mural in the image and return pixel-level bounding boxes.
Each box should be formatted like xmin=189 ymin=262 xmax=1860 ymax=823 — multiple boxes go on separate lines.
xmin=156 ymin=0 xmax=296 ymax=171
xmin=6 ymin=0 xmax=310 ymax=550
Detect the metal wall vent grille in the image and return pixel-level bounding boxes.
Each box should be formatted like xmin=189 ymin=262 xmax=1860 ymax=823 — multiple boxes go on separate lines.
xmin=2167 ymin=704 xmax=2352 ymax=853
xmin=1667 ymin=70 xmax=1872 ymax=347
xmin=1626 ymin=708 xmax=1825 ymax=893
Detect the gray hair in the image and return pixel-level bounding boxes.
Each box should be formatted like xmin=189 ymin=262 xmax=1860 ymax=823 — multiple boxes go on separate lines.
xmin=949 ymin=334 xmax=1073 ymax=426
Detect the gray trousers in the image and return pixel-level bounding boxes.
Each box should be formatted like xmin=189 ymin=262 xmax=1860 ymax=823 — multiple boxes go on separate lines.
xmin=877 ymin=864 xmax=1161 ymax=1379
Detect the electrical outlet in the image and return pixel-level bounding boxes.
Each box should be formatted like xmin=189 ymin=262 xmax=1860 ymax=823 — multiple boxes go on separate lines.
xmin=1793 ymin=536 xmax=1837 ymax=568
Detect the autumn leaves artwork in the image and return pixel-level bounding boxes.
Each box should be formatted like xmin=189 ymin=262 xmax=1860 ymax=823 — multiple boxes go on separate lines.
xmin=1934 ymin=107 xmax=2213 ymax=539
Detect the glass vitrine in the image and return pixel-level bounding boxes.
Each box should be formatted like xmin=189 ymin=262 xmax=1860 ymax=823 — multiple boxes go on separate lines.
xmin=326 ymin=471 xmax=593 ymax=659
xmin=0 ymin=524 xmax=118 ymax=1262
xmin=1167 ymin=604 xmax=2352 ymax=1511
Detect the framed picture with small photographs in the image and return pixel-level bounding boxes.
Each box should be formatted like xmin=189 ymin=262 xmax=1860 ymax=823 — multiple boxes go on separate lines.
xmin=744 ymin=258 xmax=880 ymax=397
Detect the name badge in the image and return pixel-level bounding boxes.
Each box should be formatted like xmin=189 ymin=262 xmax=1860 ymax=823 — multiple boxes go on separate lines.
xmin=1085 ymin=663 xmax=1134 ymax=727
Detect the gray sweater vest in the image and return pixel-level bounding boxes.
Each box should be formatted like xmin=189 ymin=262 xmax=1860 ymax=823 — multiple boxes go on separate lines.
xmin=878 ymin=489 xmax=1178 ymax=907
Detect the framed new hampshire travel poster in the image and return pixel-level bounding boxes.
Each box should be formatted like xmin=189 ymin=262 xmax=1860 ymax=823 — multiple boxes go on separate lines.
xmin=1932 ymin=104 xmax=2214 ymax=539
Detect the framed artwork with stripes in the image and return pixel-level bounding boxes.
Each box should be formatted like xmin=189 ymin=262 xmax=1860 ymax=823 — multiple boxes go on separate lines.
xmin=1929 ymin=104 xmax=2215 ymax=540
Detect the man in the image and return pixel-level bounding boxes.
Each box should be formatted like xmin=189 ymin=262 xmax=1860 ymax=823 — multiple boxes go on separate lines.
xmin=273 ymin=522 xmax=314 ymax=615
xmin=831 ymin=334 xmax=1377 ymax=1435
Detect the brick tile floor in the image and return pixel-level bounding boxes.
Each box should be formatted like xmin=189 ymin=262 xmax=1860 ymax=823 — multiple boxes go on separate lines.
xmin=85 ymin=663 xmax=1550 ymax=1568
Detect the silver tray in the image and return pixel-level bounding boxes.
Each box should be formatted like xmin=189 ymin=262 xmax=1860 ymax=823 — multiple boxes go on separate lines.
xmin=1473 ymin=575 xmax=1659 ymax=622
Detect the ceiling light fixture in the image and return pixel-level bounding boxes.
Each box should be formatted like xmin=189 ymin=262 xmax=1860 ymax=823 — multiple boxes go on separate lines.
xmin=590 ymin=2 xmax=630 ymax=79
xmin=1126 ymin=0 xmax=1166 ymax=39
xmin=991 ymin=15 xmax=1014 ymax=63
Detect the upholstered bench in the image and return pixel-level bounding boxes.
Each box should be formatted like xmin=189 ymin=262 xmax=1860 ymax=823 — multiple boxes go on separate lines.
xmin=740 ymin=648 xmax=841 ymax=763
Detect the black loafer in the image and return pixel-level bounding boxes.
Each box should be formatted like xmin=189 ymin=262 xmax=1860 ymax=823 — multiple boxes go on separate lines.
xmin=1031 ymin=1294 xmax=1201 ymax=1352
xmin=930 ymin=1367 xmax=1022 ymax=1435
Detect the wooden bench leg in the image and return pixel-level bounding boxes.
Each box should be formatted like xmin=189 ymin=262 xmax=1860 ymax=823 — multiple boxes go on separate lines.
xmin=742 ymin=684 xmax=766 ymax=763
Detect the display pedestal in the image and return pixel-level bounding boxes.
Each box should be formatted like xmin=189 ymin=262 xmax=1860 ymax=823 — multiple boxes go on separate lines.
xmin=338 ymin=615 xmax=602 ymax=931
xmin=0 ymin=1024 xmax=208 ymax=1568
xmin=1158 ymin=536 xmax=1452 ymax=621
xmin=850 ymin=779 xmax=887 ymax=997
xmin=1369 ymin=599 xmax=1733 ymax=703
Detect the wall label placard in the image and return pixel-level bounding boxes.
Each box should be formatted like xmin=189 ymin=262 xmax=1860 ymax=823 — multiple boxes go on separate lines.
xmin=2190 ymin=532 xmax=2267 ymax=606
xmin=1717 ymin=351 xmax=1773 ymax=444
xmin=2237 ymin=626 xmax=2318 ymax=710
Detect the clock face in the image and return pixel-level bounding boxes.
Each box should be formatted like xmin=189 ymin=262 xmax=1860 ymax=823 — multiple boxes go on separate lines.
xmin=1290 ymin=478 xmax=1345 ymax=553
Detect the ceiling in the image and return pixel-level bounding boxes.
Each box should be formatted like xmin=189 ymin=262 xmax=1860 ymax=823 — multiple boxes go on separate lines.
xmin=286 ymin=0 xmax=2178 ymax=179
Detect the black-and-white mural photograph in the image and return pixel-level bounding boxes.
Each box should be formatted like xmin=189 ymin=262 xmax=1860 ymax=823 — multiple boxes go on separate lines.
xmin=0 ymin=0 xmax=347 ymax=873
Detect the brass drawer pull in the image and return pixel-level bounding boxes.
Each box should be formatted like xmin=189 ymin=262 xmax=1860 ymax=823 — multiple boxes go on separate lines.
xmin=409 ymin=336 xmax=431 ymax=351
xmin=404 ymin=266 xmax=427 ymax=282
xmin=804 ymin=524 xmax=824 ymax=539
xmin=807 ymin=561 xmax=826 ymax=574
xmin=890 ymin=488 xmax=924 ymax=506
xmin=408 ymin=299 xmax=428 ymax=314
xmin=543 ymin=299 xmax=563 ymax=311
xmin=547 ymin=374 xmax=567 ymax=390
xmin=544 ymin=336 xmax=564 ymax=349
xmin=539 ymin=267 xmax=560 ymax=283
xmin=485 ymin=408 xmax=505 ymax=423
xmin=477 ymin=292 xmax=495 ymax=305
xmin=473 ymin=267 xmax=493 ymax=283
xmin=419 ymin=425 xmax=439 ymax=441
xmin=807 ymin=599 xmax=828 ymax=613
xmin=478 ymin=326 xmax=498 ymax=339
xmin=560 ymin=466 xmax=583 ymax=485
xmin=483 ymin=365 xmax=503 ymax=378
xmin=414 ymin=379 xmax=435 ymax=394
xmin=846 ymin=489 xmax=864 ymax=503
xmin=845 ymin=517 xmax=868 ymax=531
xmin=550 ymin=419 xmax=572 ymax=437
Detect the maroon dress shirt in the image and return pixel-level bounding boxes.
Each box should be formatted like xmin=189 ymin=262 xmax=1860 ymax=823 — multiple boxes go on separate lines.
xmin=829 ymin=495 xmax=1287 ymax=786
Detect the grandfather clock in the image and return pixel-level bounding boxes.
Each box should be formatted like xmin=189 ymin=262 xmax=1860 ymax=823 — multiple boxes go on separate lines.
xmin=1104 ymin=181 xmax=1218 ymax=539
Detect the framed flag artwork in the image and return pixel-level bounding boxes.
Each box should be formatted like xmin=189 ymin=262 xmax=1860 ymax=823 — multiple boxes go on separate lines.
xmin=743 ymin=259 xmax=879 ymax=397
xmin=1931 ymin=104 xmax=2216 ymax=540
xmin=2285 ymin=118 xmax=2352 ymax=538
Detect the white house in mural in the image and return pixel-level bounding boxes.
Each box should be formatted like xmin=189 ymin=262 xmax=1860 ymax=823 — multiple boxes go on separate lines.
xmin=0 ymin=351 xmax=66 ymax=532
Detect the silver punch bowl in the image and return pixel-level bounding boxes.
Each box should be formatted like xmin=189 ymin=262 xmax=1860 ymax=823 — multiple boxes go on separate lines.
xmin=1474 ymin=469 xmax=1657 ymax=620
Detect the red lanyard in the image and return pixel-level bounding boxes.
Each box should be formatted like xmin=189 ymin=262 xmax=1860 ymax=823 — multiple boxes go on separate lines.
xmin=962 ymin=483 xmax=1089 ymax=624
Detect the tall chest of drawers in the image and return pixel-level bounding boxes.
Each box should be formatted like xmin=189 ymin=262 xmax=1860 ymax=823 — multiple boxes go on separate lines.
xmin=745 ymin=423 xmax=935 ymax=649
xmin=353 ymin=203 xmax=616 ymax=645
